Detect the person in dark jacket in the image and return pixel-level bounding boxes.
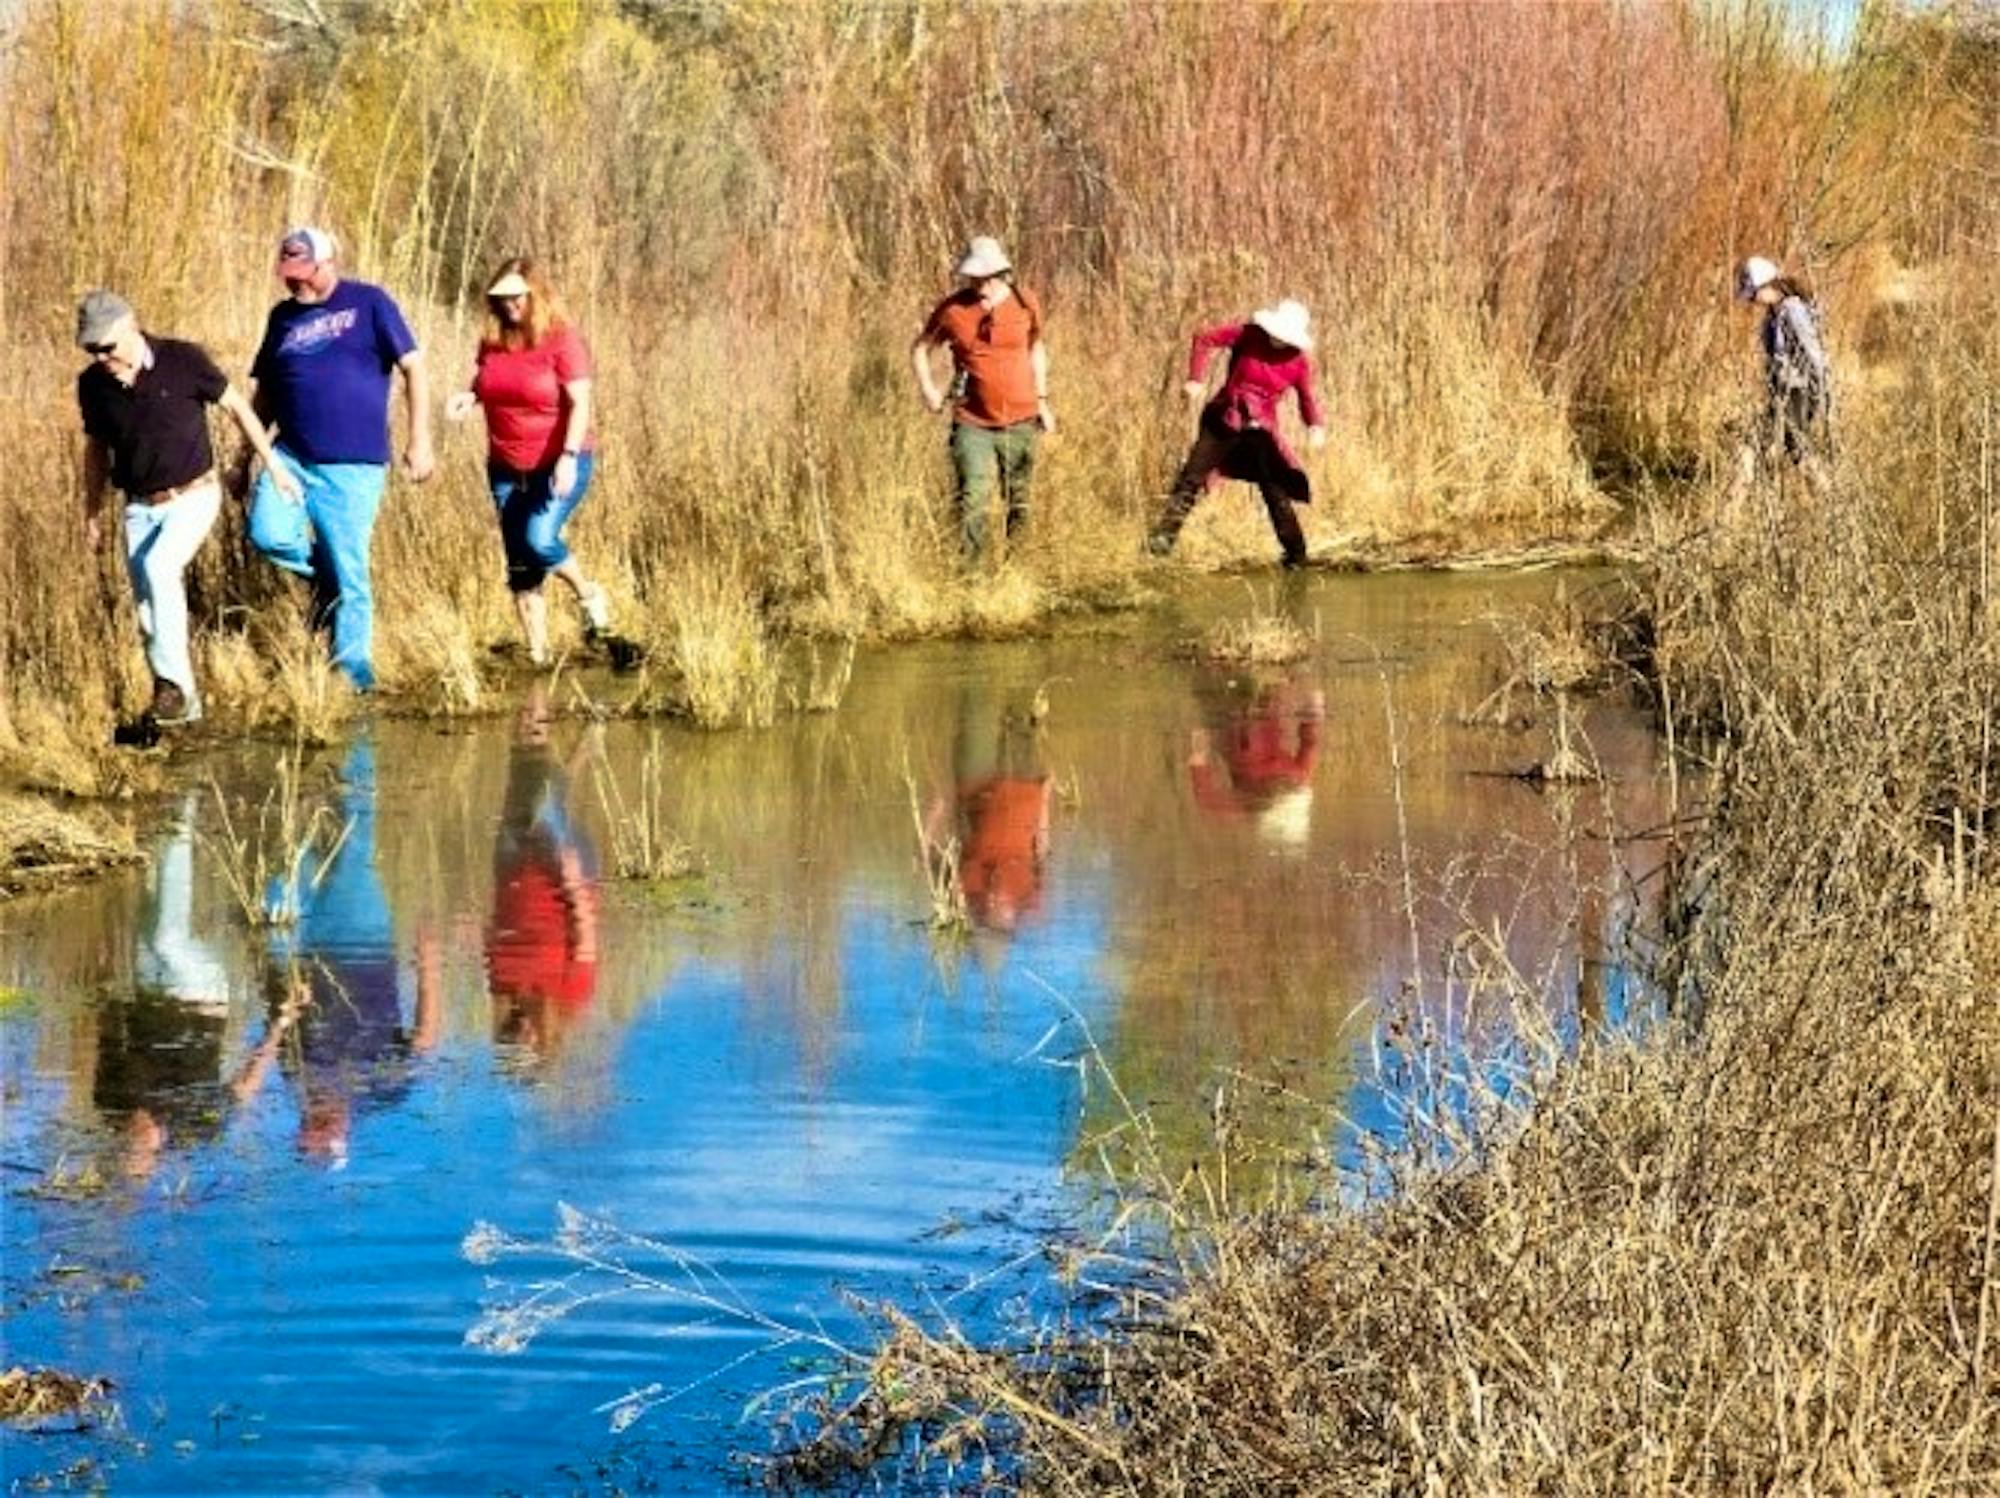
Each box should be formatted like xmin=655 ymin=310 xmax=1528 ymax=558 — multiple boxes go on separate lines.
xmin=1735 ymin=255 xmax=1832 ymax=486
xmin=75 ymin=289 xmax=300 ymax=726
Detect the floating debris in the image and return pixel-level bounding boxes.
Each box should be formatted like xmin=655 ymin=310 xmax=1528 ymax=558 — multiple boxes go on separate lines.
xmin=0 ymin=1366 xmax=113 ymax=1424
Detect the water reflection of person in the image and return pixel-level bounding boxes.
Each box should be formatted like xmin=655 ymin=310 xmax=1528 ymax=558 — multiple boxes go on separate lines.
xmin=930 ymin=681 xmax=1052 ymax=934
xmin=92 ymin=797 xmax=232 ymax=1178
xmin=1187 ymin=671 xmax=1325 ymax=851
xmin=267 ymin=738 xmax=438 ymax=1167
xmin=486 ymin=684 xmax=600 ymax=1064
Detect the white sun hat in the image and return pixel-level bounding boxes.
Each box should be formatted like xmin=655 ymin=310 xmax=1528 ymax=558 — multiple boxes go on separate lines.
xmin=1255 ymin=785 xmax=1314 ymax=851
xmin=487 ymin=270 xmax=532 ymax=297
xmin=1737 ymin=255 xmax=1780 ymax=301
xmin=955 ymin=235 xmax=1013 ymax=279
xmin=1251 ymin=298 xmax=1313 ymax=352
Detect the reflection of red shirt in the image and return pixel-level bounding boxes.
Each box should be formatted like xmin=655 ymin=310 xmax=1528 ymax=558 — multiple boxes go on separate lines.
xmin=486 ymin=850 xmax=596 ymax=1008
xmin=959 ymin=776 xmax=1049 ymax=917
xmin=1190 ymin=716 xmax=1319 ymax=814
xmin=473 ymin=325 xmax=593 ymax=471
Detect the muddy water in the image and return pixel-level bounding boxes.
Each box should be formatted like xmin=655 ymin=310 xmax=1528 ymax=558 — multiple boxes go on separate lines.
xmin=1 ymin=572 xmax=1666 ymax=1493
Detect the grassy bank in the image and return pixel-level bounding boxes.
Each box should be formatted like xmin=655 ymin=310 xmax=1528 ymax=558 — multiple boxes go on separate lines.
xmin=1 ymin=0 xmax=1987 ymax=780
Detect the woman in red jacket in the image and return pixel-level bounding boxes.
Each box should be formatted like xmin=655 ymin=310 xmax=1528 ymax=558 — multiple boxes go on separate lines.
xmin=446 ymin=258 xmax=610 ymax=665
xmin=1147 ymin=299 xmax=1327 ymax=569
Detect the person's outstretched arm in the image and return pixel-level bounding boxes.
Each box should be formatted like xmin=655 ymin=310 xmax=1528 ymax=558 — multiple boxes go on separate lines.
xmin=397 ymin=349 xmax=435 ymax=482
xmin=217 ymin=384 xmax=303 ymax=500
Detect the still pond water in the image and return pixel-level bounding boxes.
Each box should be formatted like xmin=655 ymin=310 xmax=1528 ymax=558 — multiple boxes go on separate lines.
xmin=2 ymin=571 xmax=1666 ymax=1494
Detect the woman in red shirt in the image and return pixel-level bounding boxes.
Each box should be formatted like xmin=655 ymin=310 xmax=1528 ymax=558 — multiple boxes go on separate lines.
xmin=446 ymin=258 xmax=610 ymax=665
xmin=1147 ymin=299 xmax=1327 ymax=569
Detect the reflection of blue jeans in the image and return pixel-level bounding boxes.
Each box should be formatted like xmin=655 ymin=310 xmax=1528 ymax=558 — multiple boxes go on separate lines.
xmin=249 ymin=450 xmax=387 ymax=689
xmin=489 ymin=453 xmax=594 ymax=592
xmin=268 ymin=740 xmax=392 ymax=957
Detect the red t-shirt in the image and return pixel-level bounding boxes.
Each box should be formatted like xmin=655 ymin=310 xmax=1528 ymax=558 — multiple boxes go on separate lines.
xmin=486 ymin=852 xmax=597 ymax=1009
xmin=472 ymin=324 xmax=594 ymax=471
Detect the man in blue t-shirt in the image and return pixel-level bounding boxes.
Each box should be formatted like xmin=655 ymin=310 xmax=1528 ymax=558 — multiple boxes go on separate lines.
xmin=246 ymin=226 xmax=434 ymax=690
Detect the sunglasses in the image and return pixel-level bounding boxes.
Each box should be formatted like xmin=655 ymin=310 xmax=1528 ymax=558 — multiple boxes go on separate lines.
xmin=84 ymin=340 xmax=118 ymax=357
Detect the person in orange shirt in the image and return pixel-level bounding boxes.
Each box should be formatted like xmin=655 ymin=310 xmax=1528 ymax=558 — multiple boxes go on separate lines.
xmin=911 ymin=236 xmax=1054 ymax=563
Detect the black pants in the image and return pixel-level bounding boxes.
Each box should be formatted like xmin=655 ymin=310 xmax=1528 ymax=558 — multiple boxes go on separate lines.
xmin=1150 ymin=420 xmax=1307 ymax=567
xmin=1766 ymin=384 xmax=1830 ymax=465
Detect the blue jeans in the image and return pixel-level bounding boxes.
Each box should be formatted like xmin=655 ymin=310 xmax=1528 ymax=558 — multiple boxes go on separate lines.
xmin=123 ymin=477 xmax=222 ymax=702
xmin=489 ymin=452 xmax=594 ymax=592
xmin=248 ymin=452 xmax=387 ymax=690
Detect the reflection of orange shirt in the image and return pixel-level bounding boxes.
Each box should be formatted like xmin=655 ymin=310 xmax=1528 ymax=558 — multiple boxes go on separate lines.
xmin=1191 ymin=717 xmax=1319 ymax=814
xmin=921 ymin=289 xmax=1044 ymax=428
xmin=487 ymin=849 xmax=596 ymax=1008
xmin=959 ymin=775 xmax=1049 ymax=915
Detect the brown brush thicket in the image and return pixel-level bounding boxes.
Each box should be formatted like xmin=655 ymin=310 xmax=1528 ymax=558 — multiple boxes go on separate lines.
xmin=0 ymin=0 xmax=1981 ymax=777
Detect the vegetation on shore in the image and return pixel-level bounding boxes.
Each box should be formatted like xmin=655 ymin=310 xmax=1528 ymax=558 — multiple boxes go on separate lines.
xmin=1 ymin=0 xmax=1983 ymax=780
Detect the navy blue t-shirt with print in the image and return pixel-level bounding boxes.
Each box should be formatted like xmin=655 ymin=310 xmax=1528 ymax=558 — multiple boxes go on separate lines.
xmin=251 ymin=278 xmax=417 ymax=466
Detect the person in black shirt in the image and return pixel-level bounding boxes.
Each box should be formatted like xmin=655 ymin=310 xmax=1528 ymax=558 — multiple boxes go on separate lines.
xmin=75 ymin=289 xmax=300 ymax=726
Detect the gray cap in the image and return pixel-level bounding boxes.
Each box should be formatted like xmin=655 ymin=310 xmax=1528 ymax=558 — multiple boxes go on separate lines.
xmin=76 ymin=289 xmax=135 ymax=346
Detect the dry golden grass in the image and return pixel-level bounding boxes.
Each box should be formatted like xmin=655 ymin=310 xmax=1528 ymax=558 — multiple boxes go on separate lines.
xmin=1197 ymin=584 xmax=1317 ymax=667
xmin=0 ymin=795 xmax=140 ymax=895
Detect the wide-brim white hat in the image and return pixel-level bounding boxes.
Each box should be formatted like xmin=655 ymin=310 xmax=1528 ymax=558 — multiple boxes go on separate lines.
xmin=1737 ymin=255 xmax=1779 ymax=301
xmin=955 ymin=235 xmax=1013 ymax=279
xmin=1255 ymin=785 xmax=1314 ymax=851
xmin=1251 ymin=298 xmax=1313 ymax=352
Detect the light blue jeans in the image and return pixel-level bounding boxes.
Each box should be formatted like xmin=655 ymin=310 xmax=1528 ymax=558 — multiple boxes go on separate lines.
xmin=123 ymin=477 xmax=222 ymax=703
xmin=249 ymin=452 xmax=387 ymax=690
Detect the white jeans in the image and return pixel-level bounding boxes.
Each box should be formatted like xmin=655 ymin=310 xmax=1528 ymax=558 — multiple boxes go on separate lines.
xmin=137 ymin=797 xmax=232 ymax=1006
xmin=123 ymin=477 xmax=221 ymax=702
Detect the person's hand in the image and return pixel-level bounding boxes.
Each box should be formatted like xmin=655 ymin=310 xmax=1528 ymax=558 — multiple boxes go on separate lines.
xmin=922 ymin=388 xmax=945 ymax=415
xmin=444 ymin=391 xmax=478 ymax=422
xmin=266 ymin=456 xmax=304 ymax=504
xmin=84 ymin=512 xmax=102 ymax=550
xmin=1183 ymin=380 xmax=1206 ymax=407
xmin=551 ymin=452 xmax=579 ymax=500
xmin=403 ymin=436 xmax=436 ymax=483
xmin=1036 ymin=398 xmax=1056 ymax=435
xmin=1306 ymin=426 xmax=1328 ymax=452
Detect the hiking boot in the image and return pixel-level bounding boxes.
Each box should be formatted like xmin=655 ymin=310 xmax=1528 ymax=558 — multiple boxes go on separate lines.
xmin=149 ymin=678 xmax=201 ymax=725
xmin=578 ymin=582 xmax=611 ymax=639
xmin=1144 ymin=532 xmax=1175 ymax=559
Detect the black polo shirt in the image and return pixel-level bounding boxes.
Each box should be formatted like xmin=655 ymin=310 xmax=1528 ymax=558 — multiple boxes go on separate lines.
xmin=77 ymin=335 xmax=229 ymax=496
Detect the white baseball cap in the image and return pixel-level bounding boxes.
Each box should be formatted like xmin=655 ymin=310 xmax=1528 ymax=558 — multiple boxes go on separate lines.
xmin=1736 ymin=255 xmax=1779 ymax=301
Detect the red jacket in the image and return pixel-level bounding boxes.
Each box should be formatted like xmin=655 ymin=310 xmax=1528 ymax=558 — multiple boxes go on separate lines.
xmin=1188 ymin=323 xmax=1324 ymax=435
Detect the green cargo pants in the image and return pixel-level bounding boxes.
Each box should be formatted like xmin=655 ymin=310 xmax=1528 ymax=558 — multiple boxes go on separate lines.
xmin=950 ymin=419 xmax=1039 ymax=561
